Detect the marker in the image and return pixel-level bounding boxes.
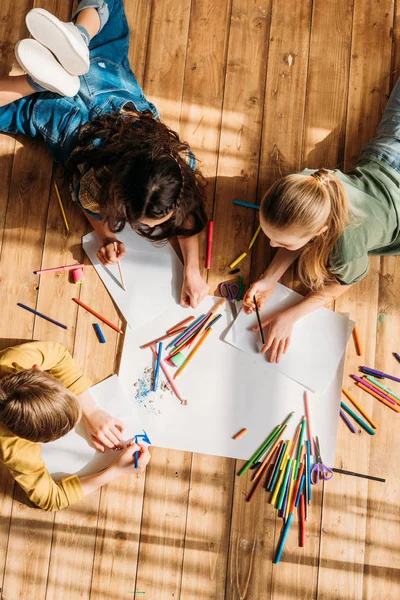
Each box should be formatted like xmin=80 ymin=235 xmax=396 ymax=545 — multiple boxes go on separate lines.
xmin=17 ymin=303 xmax=67 ymax=330
xmin=93 ymin=323 xmax=106 ymax=343
xmin=359 ymin=366 xmax=400 ymax=384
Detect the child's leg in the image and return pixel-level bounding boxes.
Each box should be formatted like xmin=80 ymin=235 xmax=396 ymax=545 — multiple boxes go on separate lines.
xmin=0 ymin=75 xmax=34 ymax=108
xmin=376 ymin=76 xmax=400 ymax=139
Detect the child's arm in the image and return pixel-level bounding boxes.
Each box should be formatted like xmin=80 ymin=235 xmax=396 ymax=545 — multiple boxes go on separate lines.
xmin=178 ymin=233 xmax=209 ymax=308
xmin=79 ymin=390 xmax=125 ymax=452
xmin=255 ymin=280 xmax=351 ymax=363
xmin=85 ymin=213 xmax=126 ymax=265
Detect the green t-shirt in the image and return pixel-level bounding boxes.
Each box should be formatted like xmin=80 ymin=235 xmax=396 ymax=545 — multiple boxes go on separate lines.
xmin=301 ymin=160 xmax=400 ymax=285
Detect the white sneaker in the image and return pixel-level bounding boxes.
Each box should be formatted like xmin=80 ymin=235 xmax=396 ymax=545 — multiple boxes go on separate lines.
xmin=26 ymin=8 xmax=90 ymax=76
xmin=15 ymin=39 xmax=80 ymax=97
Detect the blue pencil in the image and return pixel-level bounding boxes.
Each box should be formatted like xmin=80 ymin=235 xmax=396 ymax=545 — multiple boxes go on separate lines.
xmin=205 ymin=313 xmax=223 ymax=331
xmin=233 ymin=199 xmax=260 ymax=210
xmin=153 ymin=341 xmax=163 ymax=391
xmin=93 ymin=323 xmax=106 ymax=343
xmin=295 ymin=474 xmax=306 ymax=508
xmin=17 ymin=303 xmax=67 ymax=330
xmin=274 ymin=513 xmax=294 ymax=564
xmin=268 ymin=441 xmax=288 ymax=492
xmin=134 ymin=435 xmax=138 ymax=469
xmin=167 ymin=314 xmax=205 ymax=349
xmin=306 ymin=440 xmax=312 ymax=504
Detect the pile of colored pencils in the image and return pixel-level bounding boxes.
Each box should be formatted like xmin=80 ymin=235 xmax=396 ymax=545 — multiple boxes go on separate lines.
xmin=239 ymin=413 xmax=315 ymax=564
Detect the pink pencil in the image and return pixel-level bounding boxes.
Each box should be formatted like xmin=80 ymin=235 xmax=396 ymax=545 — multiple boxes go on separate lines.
xmin=304 ymin=391 xmax=316 ymax=456
xmin=206 ymin=221 xmax=213 ymax=269
xmin=34 ymin=263 xmax=85 ymax=275
xmin=150 ymin=345 xmax=187 ymax=405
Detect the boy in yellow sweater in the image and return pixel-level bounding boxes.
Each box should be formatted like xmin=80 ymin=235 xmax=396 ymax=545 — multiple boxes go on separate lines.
xmin=0 ymin=341 xmax=150 ymax=511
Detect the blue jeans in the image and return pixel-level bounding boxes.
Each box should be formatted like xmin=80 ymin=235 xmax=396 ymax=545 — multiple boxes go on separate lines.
xmin=0 ymin=0 xmax=159 ymax=164
xmin=359 ymin=76 xmax=400 ymax=175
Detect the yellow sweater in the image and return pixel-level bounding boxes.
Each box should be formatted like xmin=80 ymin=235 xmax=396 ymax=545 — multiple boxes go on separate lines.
xmin=0 ymin=342 xmax=92 ymax=511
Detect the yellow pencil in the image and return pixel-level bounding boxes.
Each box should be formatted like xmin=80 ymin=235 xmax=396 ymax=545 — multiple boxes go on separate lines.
xmin=270 ymin=451 xmax=289 ymax=506
xmin=54 ymin=182 xmax=69 ymax=233
xmin=285 ymin=460 xmax=297 ymax=521
xmin=342 ymin=388 xmax=377 ymax=429
xmin=174 ymin=328 xmax=212 ymax=378
xmin=229 ymin=251 xmax=247 ymax=270
xmin=248 ymin=225 xmax=261 ymax=249
xmin=114 ymin=242 xmax=126 ymax=291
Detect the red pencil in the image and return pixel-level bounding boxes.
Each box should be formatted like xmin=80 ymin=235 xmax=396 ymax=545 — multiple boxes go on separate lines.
xmin=206 ymin=221 xmax=213 ymax=269
xmin=299 ymin=494 xmax=305 ymax=547
xmin=72 ymin=298 xmax=123 ymax=334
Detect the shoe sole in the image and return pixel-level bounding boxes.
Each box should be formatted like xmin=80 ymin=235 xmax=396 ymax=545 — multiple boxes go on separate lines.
xmin=26 ymin=8 xmax=89 ymax=76
xmin=15 ymin=39 xmax=80 ymax=97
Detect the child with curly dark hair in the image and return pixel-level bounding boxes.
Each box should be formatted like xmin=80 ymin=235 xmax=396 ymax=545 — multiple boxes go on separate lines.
xmin=0 ymin=0 xmax=208 ymax=307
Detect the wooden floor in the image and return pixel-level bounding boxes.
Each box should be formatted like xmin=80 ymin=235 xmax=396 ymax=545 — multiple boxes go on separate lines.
xmin=0 ymin=0 xmax=400 ymax=598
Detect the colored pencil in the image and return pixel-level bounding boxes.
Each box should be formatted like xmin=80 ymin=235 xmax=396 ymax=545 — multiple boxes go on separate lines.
xmin=239 ymin=424 xmax=281 ymax=476
xmin=295 ymin=474 xmax=305 ymax=508
xmin=299 ymin=494 xmax=305 ymax=547
xmin=252 ymin=426 xmax=287 ymax=483
xmin=285 ymin=462 xmax=297 ymax=520
xmin=364 ymin=376 xmax=400 ymax=405
xmin=152 ymin=342 xmax=163 ymax=391
xmin=150 ymin=345 xmax=186 ymax=404
xmin=134 ymin=436 xmax=139 ymax=469
xmin=359 ymin=366 xmax=400 ymax=384
xmin=190 ymin=298 xmax=225 ymax=346
xmin=17 ymin=303 xmax=68 ymax=330
xmin=352 ymin=325 xmax=362 ymax=356
xmin=229 ymin=252 xmax=247 ymax=270
xmin=205 ymin=314 xmax=222 ymax=331
xmin=266 ymin=441 xmax=284 ymax=488
xmin=304 ymin=391 xmax=316 ymax=456
xmin=140 ymin=326 xmax=187 ymax=350
xmin=246 ymin=444 xmax=281 ymax=502
xmin=233 ymin=199 xmax=260 ymax=210
xmin=248 ymin=224 xmax=261 ymax=249
xmin=274 ymin=513 xmax=294 ymax=564
xmin=394 ymin=352 xmax=400 ymax=363
xmin=355 ymin=381 xmax=400 ymax=413
xmin=174 ymin=328 xmax=212 ymax=379
xmin=340 ymin=401 xmax=376 ymax=435
xmin=332 ymin=468 xmax=386 ymax=483
xmin=270 ymin=453 xmax=290 ymax=505
xmin=230 ymin=268 xmax=241 ymax=275
xmin=290 ymin=421 xmax=302 ymax=460
xmin=113 ymin=242 xmax=126 ymax=290
xmin=54 ymin=181 xmax=69 ymax=233
xmin=251 ymin=412 xmax=293 ymax=471
xmin=280 ymin=463 xmax=292 ymax=518
xmin=93 ymin=323 xmax=106 ymax=343
xmin=206 ymin=221 xmax=213 ymax=269
xmin=34 ymin=263 xmax=85 ymax=275
xmin=167 ymin=314 xmax=207 ymax=348
xmin=72 ymin=298 xmax=123 ymax=334
xmin=351 ymin=374 xmax=396 ymax=406
xmin=341 ymin=387 xmax=378 ymax=428
xmin=306 ymin=440 xmax=312 ymax=505
xmin=340 ymin=409 xmax=359 ymax=433
xmin=295 ymin=419 xmax=306 ymax=477
xmin=277 ymin=459 xmax=293 ymax=511
xmin=253 ymin=295 xmax=265 ymax=345
xmin=267 ymin=441 xmax=287 ymax=492
xmin=290 ymin=463 xmax=305 ymax=515
xmin=167 ymin=316 xmax=195 ymax=334
xmin=233 ymin=428 xmax=248 ymax=440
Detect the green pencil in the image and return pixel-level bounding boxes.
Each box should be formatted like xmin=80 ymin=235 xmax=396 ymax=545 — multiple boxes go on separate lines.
xmin=366 ymin=375 xmax=400 ymax=403
xmin=277 ymin=458 xmax=292 ymax=511
xmin=340 ymin=401 xmax=376 ymax=436
xmin=295 ymin=418 xmax=306 ymax=478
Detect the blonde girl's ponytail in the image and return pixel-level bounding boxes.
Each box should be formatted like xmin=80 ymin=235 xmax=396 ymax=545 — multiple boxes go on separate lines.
xmin=260 ymin=168 xmax=350 ymax=290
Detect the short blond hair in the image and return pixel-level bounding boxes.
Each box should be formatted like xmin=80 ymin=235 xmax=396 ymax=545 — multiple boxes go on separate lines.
xmin=0 ymin=369 xmax=81 ymax=442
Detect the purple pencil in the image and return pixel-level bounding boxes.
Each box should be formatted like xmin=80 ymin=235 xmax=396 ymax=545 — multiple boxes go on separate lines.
xmin=340 ymin=409 xmax=359 ymax=434
xmin=279 ymin=464 xmax=292 ymax=519
xmin=170 ymin=314 xmax=209 ymax=348
xmin=351 ymin=374 xmax=396 ymax=406
xmin=360 ymin=366 xmax=400 ymax=384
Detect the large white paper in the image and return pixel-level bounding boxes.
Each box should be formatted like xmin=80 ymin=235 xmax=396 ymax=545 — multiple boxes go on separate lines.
xmin=82 ymin=227 xmax=183 ymax=329
xmin=224 ymin=283 xmax=351 ymax=394
xmin=119 ymin=298 xmax=349 ymax=467
xmin=41 ymin=375 xmax=147 ymax=479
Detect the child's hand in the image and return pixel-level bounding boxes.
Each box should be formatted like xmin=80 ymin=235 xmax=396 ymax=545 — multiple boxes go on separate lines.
xmin=253 ymin=308 xmax=296 ymax=363
xmin=111 ymin=442 xmax=151 ymax=475
xmin=82 ymin=408 xmax=125 ymax=452
xmin=243 ymin=278 xmax=276 ymax=314
xmin=97 ymin=239 xmax=126 ymax=265
xmin=180 ymin=268 xmax=209 ymax=308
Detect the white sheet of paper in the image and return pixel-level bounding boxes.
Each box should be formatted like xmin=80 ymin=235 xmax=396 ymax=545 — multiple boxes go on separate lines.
xmin=82 ymin=227 xmax=183 ymax=329
xmin=118 ymin=297 xmax=350 ymax=467
xmin=41 ymin=375 xmax=147 ymax=480
xmin=224 ymin=283 xmax=351 ymax=393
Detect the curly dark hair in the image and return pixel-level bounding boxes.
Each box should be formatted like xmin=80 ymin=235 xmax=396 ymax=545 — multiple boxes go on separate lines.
xmin=65 ymin=109 xmax=207 ymax=241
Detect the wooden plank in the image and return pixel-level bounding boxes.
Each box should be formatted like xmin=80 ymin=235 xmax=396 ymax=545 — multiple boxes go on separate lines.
xmin=125 ymin=0 xmax=152 ymax=84
xmin=362 ymin=256 xmax=400 ymax=599
xmin=134 ymin=449 xmax=192 ymax=598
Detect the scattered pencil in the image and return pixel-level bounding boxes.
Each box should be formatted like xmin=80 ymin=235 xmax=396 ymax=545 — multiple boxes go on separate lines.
xmin=304 ymin=391 xmax=316 ymax=456
xmin=205 ymin=313 xmax=222 ymax=331
xmin=339 ymin=408 xmax=360 ymax=434
xmin=274 ymin=513 xmax=294 ymax=564
xmin=332 ymin=468 xmax=386 ymax=483
xmin=340 ymin=401 xmax=376 ymax=435
xmin=233 ymin=199 xmax=260 ymax=210
xmin=54 ymin=181 xmax=69 ymax=233
xmin=299 ymin=494 xmax=305 ymax=547
xmin=167 ymin=316 xmax=195 ymax=334
xmin=351 ymin=374 xmax=396 ymax=406
xmin=17 ymin=303 xmax=68 ymax=330
xmin=34 ymin=263 xmax=85 ymax=275
xmin=359 ymin=366 xmax=400 ymax=384
xmin=174 ymin=328 xmax=213 ymax=379
xmin=152 ymin=342 xmax=163 ymax=391
xmin=93 ymin=323 xmax=106 ymax=343
xmin=206 ymin=220 xmax=213 ymax=269
xmin=248 ymin=225 xmax=261 ymax=249
xmin=72 ymin=298 xmax=123 ymax=334
xmin=150 ymin=345 xmax=187 ymax=405
xmin=253 ymin=295 xmax=265 ymax=345
xmin=342 ymin=387 xmax=377 ymax=429
xmin=394 ymin=352 xmax=400 ymax=364
xmin=355 ymin=381 xmax=400 ymax=413
xmin=365 ymin=375 xmax=400 ymax=405
xmin=352 ymin=324 xmax=362 ymax=356
xmin=229 ymin=251 xmax=247 ymax=270
xmin=233 ymin=428 xmax=248 ymax=440
xmin=229 ymin=268 xmax=241 ymax=275
xmin=114 ymin=242 xmax=126 ymax=291
xmin=190 ymin=298 xmax=225 ymax=346
xmin=140 ymin=326 xmax=187 ymax=350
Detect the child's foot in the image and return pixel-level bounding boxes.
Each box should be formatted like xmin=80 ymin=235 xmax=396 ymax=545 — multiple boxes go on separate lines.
xmin=15 ymin=39 xmax=80 ymax=97
xmin=26 ymin=8 xmax=90 ymax=76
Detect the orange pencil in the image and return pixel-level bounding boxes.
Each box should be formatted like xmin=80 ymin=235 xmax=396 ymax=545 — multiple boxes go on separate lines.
xmin=352 ymin=325 xmax=362 ymax=356
xmin=174 ymin=328 xmax=212 ymax=378
xmin=167 ymin=316 xmax=194 ymax=334
xmin=140 ymin=326 xmax=187 ymax=350
xmin=289 ymin=462 xmax=305 ymax=515
xmin=341 ymin=388 xmax=378 ymax=429
xmin=356 ymin=382 xmax=400 ymax=413
xmin=72 ymin=298 xmax=123 ymax=334
xmin=246 ymin=443 xmax=281 ymax=502
xmin=290 ymin=421 xmax=303 ymax=459
xmin=363 ymin=379 xmax=400 ymax=406
xmin=150 ymin=345 xmax=187 ymax=405
xmin=252 ymin=426 xmax=288 ymax=483
xmin=233 ymin=428 xmax=248 ymax=440
xmin=190 ymin=298 xmax=225 ymax=346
